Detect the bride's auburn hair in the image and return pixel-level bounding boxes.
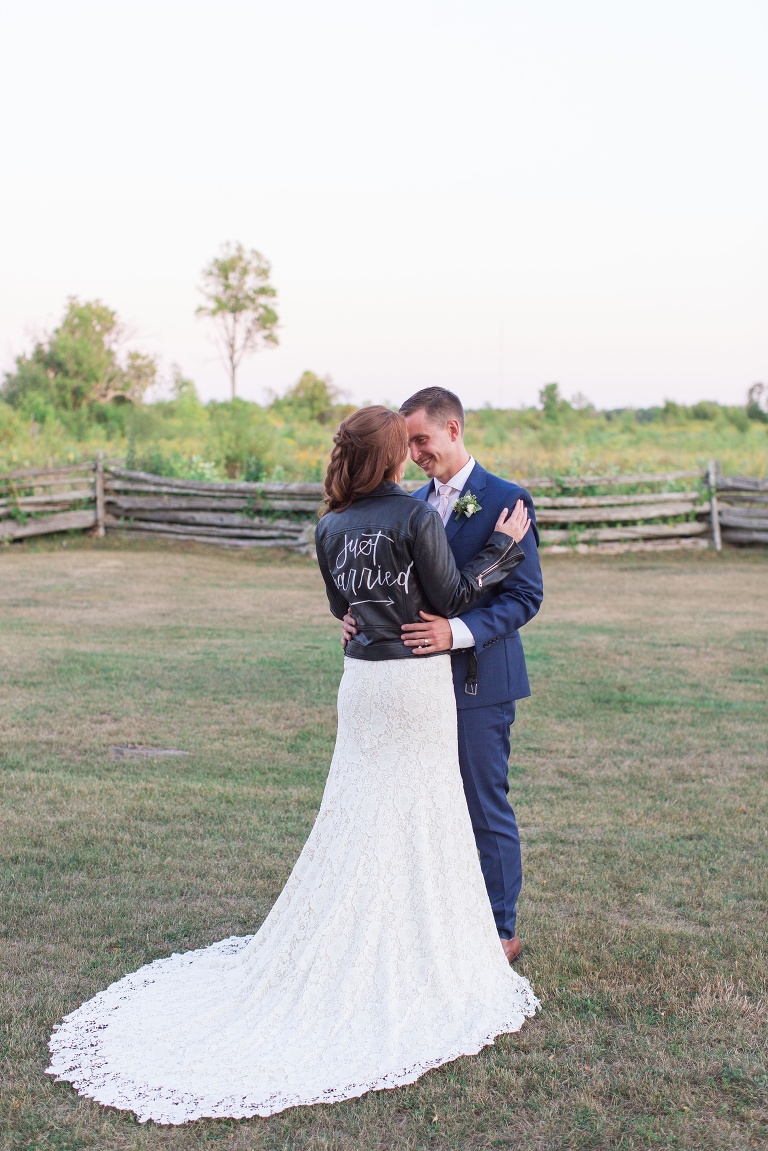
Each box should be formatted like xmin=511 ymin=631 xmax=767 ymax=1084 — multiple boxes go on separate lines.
xmin=322 ymin=406 xmax=408 ymax=514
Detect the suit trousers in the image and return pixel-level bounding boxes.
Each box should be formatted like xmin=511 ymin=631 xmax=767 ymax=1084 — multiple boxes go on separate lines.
xmin=456 ymin=700 xmax=521 ymax=939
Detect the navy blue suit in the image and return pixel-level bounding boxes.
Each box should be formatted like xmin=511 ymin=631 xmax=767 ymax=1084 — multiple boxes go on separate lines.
xmin=413 ymin=462 xmax=543 ymax=937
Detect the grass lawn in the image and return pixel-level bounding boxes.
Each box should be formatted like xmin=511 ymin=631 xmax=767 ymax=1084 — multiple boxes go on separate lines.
xmin=1 ymin=539 xmax=766 ymax=1151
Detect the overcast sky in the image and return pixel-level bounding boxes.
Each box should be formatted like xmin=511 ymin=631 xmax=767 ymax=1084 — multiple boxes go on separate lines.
xmin=1 ymin=0 xmax=765 ymax=410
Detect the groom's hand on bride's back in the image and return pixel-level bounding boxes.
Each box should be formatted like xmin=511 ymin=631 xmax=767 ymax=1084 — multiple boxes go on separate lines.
xmin=341 ymin=612 xmax=358 ymax=648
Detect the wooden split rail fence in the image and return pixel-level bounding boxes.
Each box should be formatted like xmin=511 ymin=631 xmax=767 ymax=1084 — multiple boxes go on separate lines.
xmin=1 ymin=460 xmax=767 ymax=554
xmin=712 ymin=475 xmax=768 ymax=547
xmin=0 ymin=460 xmax=103 ymax=542
xmin=103 ymin=466 xmax=318 ymax=549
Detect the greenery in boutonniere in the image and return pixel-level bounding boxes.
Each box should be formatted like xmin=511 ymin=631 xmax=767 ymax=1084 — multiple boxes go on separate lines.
xmin=454 ymin=492 xmax=482 ymax=520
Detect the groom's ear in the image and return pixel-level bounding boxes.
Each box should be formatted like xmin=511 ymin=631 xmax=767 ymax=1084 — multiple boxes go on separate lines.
xmin=446 ymin=418 xmax=462 ymax=442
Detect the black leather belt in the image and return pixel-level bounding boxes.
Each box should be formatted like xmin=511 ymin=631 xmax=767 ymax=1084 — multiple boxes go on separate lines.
xmin=465 ymin=649 xmax=478 ymax=695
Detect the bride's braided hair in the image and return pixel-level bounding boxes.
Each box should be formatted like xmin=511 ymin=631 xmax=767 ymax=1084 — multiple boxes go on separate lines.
xmin=322 ymin=406 xmax=408 ymax=514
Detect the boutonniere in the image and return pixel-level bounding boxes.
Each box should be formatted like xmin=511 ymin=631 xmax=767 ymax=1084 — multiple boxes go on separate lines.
xmin=454 ymin=492 xmax=482 ymax=520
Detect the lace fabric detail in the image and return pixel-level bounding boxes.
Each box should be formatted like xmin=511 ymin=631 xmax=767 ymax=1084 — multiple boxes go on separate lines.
xmin=47 ymin=655 xmax=539 ymax=1124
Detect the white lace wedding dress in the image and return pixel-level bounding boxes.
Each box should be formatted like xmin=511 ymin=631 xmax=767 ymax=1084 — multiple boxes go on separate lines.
xmin=47 ymin=655 xmax=538 ymax=1124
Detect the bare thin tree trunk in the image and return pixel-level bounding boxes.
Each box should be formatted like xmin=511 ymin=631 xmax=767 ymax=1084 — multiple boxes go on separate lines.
xmin=229 ymin=313 xmax=238 ymax=400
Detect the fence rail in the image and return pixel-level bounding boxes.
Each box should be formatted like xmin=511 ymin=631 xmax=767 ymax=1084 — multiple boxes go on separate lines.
xmin=716 ymin=474 xmax=768 ymax=545
xmin=1 ymin=460 xmax=766 ymax=555
xmin=0 ymin=461 xmax=99 ymax=541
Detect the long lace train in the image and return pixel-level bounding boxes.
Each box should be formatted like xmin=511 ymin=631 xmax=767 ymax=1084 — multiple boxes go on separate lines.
xmin=47 ymin=655 xmax=538 ymax=1124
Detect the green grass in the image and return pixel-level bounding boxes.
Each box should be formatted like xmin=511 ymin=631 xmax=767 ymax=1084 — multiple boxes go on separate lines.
xmin=1 ymin=539 xmax=766 ymax=1150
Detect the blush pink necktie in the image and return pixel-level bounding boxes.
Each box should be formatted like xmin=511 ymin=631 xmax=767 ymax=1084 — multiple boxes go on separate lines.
xmin=437 ymin=484 xmax=453 ymax=524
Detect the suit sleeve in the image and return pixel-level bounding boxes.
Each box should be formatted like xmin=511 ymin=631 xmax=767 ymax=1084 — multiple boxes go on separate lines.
xmin=457 ymin=487 xmax=543 ymax=649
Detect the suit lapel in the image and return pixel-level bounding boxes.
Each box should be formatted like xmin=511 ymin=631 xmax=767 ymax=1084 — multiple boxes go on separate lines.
xmin=445 ymin=463 xmax=488 ymax=543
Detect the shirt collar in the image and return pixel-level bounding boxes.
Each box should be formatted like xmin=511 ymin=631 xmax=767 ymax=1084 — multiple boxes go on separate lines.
xmin=435 ymin=456 xmax=475 ymax=494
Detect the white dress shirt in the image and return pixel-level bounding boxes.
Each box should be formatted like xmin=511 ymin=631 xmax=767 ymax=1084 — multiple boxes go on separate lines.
xmin=427 ymin=456 xmax=477 ymax=651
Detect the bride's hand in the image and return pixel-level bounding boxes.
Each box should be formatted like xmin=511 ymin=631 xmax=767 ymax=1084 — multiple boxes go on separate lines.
xmin=494 ymin=499 xmax=530 ymax=543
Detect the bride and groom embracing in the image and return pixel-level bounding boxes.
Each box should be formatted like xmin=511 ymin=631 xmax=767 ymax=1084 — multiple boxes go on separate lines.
xmin=47 ymin=387 xmax=543 ymax=1125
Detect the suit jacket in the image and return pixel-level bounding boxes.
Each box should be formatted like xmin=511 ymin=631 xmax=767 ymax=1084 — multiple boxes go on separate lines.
xmin=413 ymin=462 xmax=543 ymax=710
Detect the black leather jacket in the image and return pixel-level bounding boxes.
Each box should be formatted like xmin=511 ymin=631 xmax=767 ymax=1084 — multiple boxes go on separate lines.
xmin=315 ymin=481 xmax=524 ymax=661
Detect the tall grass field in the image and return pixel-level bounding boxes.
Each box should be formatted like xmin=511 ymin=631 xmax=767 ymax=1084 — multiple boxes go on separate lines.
xmin=2 ymin=385 xmax=767 ymax=483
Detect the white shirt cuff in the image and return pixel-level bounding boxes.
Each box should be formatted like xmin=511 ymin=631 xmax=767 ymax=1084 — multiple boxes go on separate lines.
xmin=448 ymin=617 xmax=475 ymax=650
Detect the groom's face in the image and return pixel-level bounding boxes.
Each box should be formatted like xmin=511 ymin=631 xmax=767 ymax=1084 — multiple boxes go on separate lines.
xmin=404 ymin=409 xmax=464 ymax=482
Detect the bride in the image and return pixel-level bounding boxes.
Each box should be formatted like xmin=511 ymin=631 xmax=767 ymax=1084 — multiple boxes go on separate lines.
xmin=47 ymin=406 xmax=538 ymax=1125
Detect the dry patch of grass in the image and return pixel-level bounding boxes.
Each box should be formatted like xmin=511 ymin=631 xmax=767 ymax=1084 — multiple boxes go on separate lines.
xmin=1 ymin=538 xmax=766 ymax=1150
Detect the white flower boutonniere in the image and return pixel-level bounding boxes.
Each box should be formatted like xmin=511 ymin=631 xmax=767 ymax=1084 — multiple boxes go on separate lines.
xmin=453 ymin=492 xmax=482 ymax=521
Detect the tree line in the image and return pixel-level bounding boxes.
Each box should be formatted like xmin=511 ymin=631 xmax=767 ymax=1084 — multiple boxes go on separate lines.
xmin=2 ymin=242 xmax=280 ymax=415
xmin=2 ymin=239 xmax=766 ymax=433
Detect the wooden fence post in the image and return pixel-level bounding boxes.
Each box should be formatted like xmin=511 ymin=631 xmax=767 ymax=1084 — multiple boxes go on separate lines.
xmin=708 ymin=459 xmax=722 ymax=553
xmin=95 ymin=452 xmax=105 ymax=538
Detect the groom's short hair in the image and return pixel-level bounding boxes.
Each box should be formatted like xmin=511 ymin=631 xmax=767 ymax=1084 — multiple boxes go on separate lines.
xmin=399 ymin=387 xmax=465 ymax=432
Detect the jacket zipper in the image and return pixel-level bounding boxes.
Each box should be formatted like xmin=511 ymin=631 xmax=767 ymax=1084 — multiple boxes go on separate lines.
xmin=476 ymin=541 xmax=518 ymax=588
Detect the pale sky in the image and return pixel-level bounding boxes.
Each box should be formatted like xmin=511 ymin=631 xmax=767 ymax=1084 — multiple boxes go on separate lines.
xmin=1 ymin=0 xmax=765 ymax=410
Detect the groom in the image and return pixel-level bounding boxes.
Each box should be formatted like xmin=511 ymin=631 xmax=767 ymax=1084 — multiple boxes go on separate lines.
xmin=342 ymin=387 xmax=543 ymax=962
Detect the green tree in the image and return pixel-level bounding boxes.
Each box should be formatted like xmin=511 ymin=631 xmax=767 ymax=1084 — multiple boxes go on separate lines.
xmin=2 ymin=298 xmax=156 ymax=413
xmin=196 ymin=242 xmax=279 ymax=400
xmin=207 ymin=399 xmax=275 ymax=479
xmin=276 ymin=371 xmax=341 ymax=424
xmin=539 ymin=382 xmax=570 ymax=420
xmin=170 ymin=366 xmax=200 ymax=403
xmin=746 ymin=383 xmax=767 ymax=423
